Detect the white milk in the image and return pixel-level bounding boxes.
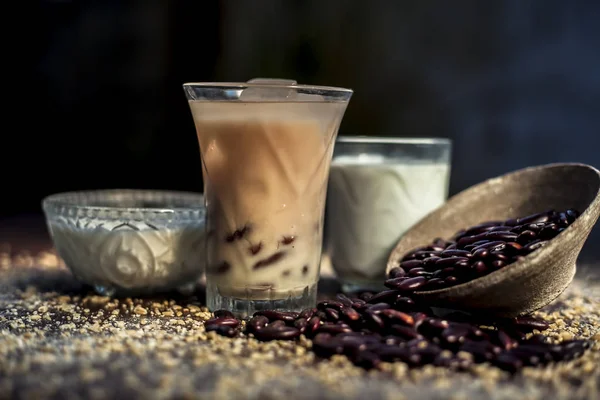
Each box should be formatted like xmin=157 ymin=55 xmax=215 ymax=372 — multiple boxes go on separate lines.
xmin=324 ymin=155 xmax=450 ymax=287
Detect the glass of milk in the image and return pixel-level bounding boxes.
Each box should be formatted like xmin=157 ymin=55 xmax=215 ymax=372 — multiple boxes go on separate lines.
xmin=323 ymin=136 xmax=452 ymax=293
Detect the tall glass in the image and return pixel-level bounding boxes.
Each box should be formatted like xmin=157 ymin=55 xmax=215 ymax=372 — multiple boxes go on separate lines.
xmin=323 ymin=137 xmax=452 ymax=293
xmin=183 ymin=79 xmax=352 ymax=316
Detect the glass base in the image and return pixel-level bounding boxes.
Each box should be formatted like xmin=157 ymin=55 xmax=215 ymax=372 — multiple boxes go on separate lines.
xmin=206 ymin=282 xmax=318 ymax=318
xmin=340 ymin=280 xmax=386 ymax=295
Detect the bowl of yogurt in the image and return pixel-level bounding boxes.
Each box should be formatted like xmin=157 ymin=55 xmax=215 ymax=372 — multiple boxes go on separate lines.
xmin=42 ymin=189 xmax=206 ymax=296
xmin=323 ymin=136 xmax=452 ymax=292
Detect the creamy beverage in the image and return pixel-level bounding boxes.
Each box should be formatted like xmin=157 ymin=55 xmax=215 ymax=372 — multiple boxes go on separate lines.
xmin=324 ymin=155 xmax=450 ymax=290
xmin=188 ymin=100 xmax=348 ymax=312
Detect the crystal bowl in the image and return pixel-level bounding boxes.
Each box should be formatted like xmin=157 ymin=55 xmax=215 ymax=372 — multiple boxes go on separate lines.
xmin=42 ymin=189 xmax=206 ymax=296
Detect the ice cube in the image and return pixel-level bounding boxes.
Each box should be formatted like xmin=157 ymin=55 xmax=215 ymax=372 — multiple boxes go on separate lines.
xmin=247 ymin=78 xmax=297 ymax=85
xmin=295 ymin=91 xmax=325 ymax=102
xmin=240 ymin=78 xmax=298 ymax=100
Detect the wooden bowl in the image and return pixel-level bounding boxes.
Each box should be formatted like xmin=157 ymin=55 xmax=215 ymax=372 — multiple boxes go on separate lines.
xmin=386 ymin=163 xmax=600 ymax=317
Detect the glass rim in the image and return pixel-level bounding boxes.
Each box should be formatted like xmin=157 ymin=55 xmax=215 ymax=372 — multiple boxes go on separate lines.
xmin=182 ymin=82 xmax=353 ymax=94
xmin=42 ymin=189 xmax=205 ymax=214
xmin=336 ymin=136 xmax=451 ymax=146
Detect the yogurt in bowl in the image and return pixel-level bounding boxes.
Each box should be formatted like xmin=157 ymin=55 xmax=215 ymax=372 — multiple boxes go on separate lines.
xmin=42 ymin=189 xmax=206 ymax=296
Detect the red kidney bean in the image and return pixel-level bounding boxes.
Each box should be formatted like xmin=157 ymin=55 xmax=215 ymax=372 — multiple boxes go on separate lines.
xmin=460 ymin=341 xmax=496 ymax=362
xmin=254 ymin=326 xmax=301 ymax=341
xmin=462 ymin=221 xmax=504 ymax=236
xmin=457 ymin=232 xmax=489 ymax=248
xmin=205 ymin=317 xmax=240 ymax=328
xmin=422 ymin=278 xmax=446 ymax=290
xmin=523 ymin=334 xmax=552 ymax=345
xmin=206 ymin=324 xmax=238 ymax=337
xmin=411 ymin=312 xmax=429 ymax=327
xmin=335 ymin=294 xmax=354 ymax=307
xmin=352 ymin=350 xmax=382 ymax=369
xmin=316 ymin=323 xmax=353 ymax=335
xmin=396 ymin=277 xmax=428 ymax=292
xmin=268 ymin=320 xmax=286 ymax=329
xmin=299 ymin=308 xmax=317 ymax=320
xmin=393 ymin=296 xmax=417 ymax=311
xmin=366 ymin=303 xmax=392 ymax=313
xmin=366 ymin=289 xmax=402 ymax=304
xmin=492 ymin=353 xmax=523 ymax=373
xmin=488 ymin=225 xmax=516 ymax=232
xmin=362 ymin=310 xmax=385 ymax=329
xmin=389 ymin=324 xmax=422 ymax=340
xmin=384 ymin=277 xmax=409 ymax=290
xmin=400 ymin=259 xmax=424 ymax=270
xmin=387 ymin=267 xmax=406 ymax=278
xmin=492 ymin=252 xmax=508 ymax=261
xmin=556 ymin=212 xmax=569 ymax=226
xmin=517 ymin=211 xmax=551 ymax=225
xmin=517 ymin=230 xmax=537 ymax=245
xmin=496 ymin=329 xmax=518 ymax=350
xmin=508 ymin=347 xmax=548 ymax=366
xmin=408 ymin=268 xmax=433 ymax=277
xmin=246 ymin=315 xmax=269 ymax=333
xmin=324 ymin=308 xmax=340 ymax=321
xmin=566 ymin=209 xmax=579 ymax=221
xmin=254 ymin=310 xmax=298 ymax=322
xmin=422 ymin=256 xmax=441 ymax=270
xmin=539 ymin=223 xmax=560 ymax=239
xmin=472 ymin=261 xmax=488 ymax=274
xmin=317 ymin=300 xmax=344 ymax=311
xmin=293 ymin=318 xmax=308 ymax=333
xmin=472 ymin=248 xmax=489 ymax=259
xmin=471 ymin=240 xmax=505 ymax=252
xmin=440 ymin=249 xmax=472 ymax=258
xmin=484 ymin=231 xmax=518 ymax=241
xmin=340 ymin=307 xmax=361 ymax=322
xmin=351 ymin=301 xmax=368 ymax=312
xmin=435 ymin=257 xmax=470 ymax=268
xmin=307 ymin=316 xmax=321 ymax=335
xmin=359 ymin=292 xmax=374 ymax=301
xmin=513 ymin=316 xmax=550 ymax=331
xmin=504 ymin=241 xmax=523 ymax=252
xmin=413 ymin=250 xmax=442 ymax=260
xmin=379 ymin=309 xmax=415 ymax=326
xmin=417 ymin=318 xmax=449 ymax=337
xmin=504 ymin=218 xmax=519 ymax=226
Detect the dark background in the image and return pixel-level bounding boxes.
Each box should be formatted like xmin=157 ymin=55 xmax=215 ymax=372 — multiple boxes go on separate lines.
xmin=4 ymin=1 xmax=600 ymax=263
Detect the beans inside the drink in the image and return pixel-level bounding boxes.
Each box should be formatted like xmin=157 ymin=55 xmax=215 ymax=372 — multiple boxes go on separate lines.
xmin=204 ymin=209 xmax=592 ymax=373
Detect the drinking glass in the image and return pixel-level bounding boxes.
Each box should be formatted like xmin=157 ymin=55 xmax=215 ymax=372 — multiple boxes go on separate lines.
xmin=183 ymin=79 xmax=352 ymax=316
xmin=323 ymin=136 xmax=452 ymax=293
